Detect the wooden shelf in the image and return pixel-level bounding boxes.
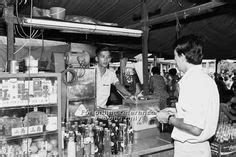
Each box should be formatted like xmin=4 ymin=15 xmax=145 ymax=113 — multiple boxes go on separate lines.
xmin=0 ymin=103 xmax=57 ymax=110
xmin=0 ymin=130 xmax=58 ymax=141
xmin=68 ymin=97 xmax=95 ymax=102
xmin=0 ymin=72 xmax=61 ymax=78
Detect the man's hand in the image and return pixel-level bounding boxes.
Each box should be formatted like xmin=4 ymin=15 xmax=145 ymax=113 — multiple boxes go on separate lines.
xmin=156 ymin=111 xmax=171 ymax=123
xmin=162 ymin=107 xmax=177 ymax=116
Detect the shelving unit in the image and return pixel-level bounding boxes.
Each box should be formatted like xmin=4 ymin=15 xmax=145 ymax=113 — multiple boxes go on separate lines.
xmin=0 ymin=131 xmax=58 ymax=141
xmin=0 ymin=72 xmax=62 ymax=156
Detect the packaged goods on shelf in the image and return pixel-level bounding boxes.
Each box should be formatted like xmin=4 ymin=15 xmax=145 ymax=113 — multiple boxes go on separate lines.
xmin=0 ymin=78 xmax=58 ymax=107
xmin=0 ymin=136 xmax=59 ymax=156
xmin=0 ymin=73 xmax=61 ymax=157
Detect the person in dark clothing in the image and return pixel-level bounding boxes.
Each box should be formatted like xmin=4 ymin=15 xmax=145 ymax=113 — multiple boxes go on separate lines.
xmin=215 ymin=75 xmax=228 ymax=103
xmin=149 ymin=66 xmax=169 ymax=109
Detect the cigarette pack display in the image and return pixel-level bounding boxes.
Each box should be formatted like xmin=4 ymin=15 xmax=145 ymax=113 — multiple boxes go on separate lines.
xmin=2 ymin=79 xmax=10 ymax=107
xmin=0 ymin=73 xmax=62 ymax=157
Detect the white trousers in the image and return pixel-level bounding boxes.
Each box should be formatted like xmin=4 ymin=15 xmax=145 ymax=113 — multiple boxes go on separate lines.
xmin=174 ymin=140 xmax=211 ymax=157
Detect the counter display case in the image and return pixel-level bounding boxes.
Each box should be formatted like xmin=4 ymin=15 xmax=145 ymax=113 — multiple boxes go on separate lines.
xmin=0 ymin=73 xmax=62 ymax=157
xmin=66 ymin=68 xmax=96 ymax=120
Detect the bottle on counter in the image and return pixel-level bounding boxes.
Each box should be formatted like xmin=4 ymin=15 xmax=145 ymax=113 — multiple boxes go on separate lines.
xmin=64 ymin=122 xmax=70 ymax=150
xmin=74 ymin=122 xmax=83 ymax=157
xmin=93 ymin=126 xmax=100 ymax=156
xmin=67 ymin=131 xmax=76 ymax=157
xmin=61 ymin=122 xmax=65 ymax=150
xmin=111 ymin=123 xmax=118 ymax=154
xmin=89 ymin=125 xmax=95 ymax=156
xmin=84 ymin=126 xmax=91 ymax=157
xmin=108 ymin=120 xmax=112 ymax=130
xmin=118 ymin=123 xmax=126 ymax=152
xmin=103 ymin=128 xmax=111 ymax=157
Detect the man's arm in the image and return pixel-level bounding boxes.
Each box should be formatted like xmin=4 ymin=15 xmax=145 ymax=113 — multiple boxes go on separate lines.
xmin=115 ymin=81 xmax=132 ymax=97
xmin=157 ymin=111 xmax=203 ymax=136
xmin=169 ymin=116 xmax=203 ymax=136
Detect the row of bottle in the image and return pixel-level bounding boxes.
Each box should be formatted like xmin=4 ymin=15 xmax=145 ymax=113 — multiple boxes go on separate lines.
xmin=62 ymin=117 xmax=134 ymax=157
xmin=215 ymin=122 xmax=236 ymax=143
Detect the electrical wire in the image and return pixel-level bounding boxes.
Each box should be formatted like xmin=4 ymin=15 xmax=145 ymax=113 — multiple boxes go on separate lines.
xmin=62 ymin=68 xmax=78 ymax=86
xmin=15 ymin=0 xmax=43 ymax=39
xmin=13 ymin=40 xmax=29 ymax=55
xmin=14 ymin=26 xmax=40 ymax=55
xmin=15 ymin=0 xmax=32 ymax=38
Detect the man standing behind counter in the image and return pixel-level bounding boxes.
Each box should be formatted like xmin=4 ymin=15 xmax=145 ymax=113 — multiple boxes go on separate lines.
xmin=95 ymin=46 xmax=134 ymax=108
xmin=156 ymin=34 xmax=220 ymax=157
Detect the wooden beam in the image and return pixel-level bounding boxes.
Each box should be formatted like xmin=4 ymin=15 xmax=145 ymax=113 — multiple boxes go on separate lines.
xmin=127 ymin=1 xmax=225 ymax=28
xmin=141 ymin=0 xmax=149 ymax=95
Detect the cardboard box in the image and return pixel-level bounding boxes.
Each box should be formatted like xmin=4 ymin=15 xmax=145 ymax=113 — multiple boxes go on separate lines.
xmin=211 ymin=141 xmax=236 ymax=156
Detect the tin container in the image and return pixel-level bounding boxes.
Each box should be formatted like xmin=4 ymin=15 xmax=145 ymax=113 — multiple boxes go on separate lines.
xmin=9 ymin=60 xmax=19 ymax=74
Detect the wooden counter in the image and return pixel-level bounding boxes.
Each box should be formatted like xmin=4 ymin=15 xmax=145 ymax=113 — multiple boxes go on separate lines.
xmin=113 ymin=132 xmax=174 ymax=157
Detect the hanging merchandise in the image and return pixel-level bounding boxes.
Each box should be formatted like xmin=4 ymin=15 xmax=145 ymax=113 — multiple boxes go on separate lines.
xmin=24 ymin=56 xmax=39 ymax=74
xmin=66 ymin=51 xmax=90 ymax=68
xmin=9 ymin=60 xmax=19 ymax=74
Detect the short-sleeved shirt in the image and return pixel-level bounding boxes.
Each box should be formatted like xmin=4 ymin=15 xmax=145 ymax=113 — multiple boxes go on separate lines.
xmin=171 ymin=65 xmax=220 ymax=143
xmin=96 ymin=66 xmax=119 ymax=108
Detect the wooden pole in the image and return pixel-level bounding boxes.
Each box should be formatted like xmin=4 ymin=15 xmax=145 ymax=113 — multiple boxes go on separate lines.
xmin=154 ymin=55 xmax=157 ymax=67
xmin=120 ymin=52 xmax=124 ymax=84
xmin=4 ymin=6 xmax=15 ymax=71
xmin=141 ymin=0 xmax=149 ymax=95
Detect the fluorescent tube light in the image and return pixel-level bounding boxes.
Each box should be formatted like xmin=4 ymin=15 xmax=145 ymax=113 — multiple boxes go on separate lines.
xmin=22 ymin=18 xmax=143 ymax=37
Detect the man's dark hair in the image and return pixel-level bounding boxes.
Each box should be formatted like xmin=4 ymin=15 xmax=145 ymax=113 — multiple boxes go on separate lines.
xmin=151 ymin=66 xmax=160 ymax=75
xmin=221 ymin=89 xmax=234 ymax=103
xmin=173 ymin=34 xmax=204 ymax=65
xmin=96 ymin=46 xmax=110 ymax=56
xmin=168 ymin=68 xmax=177 ymax=76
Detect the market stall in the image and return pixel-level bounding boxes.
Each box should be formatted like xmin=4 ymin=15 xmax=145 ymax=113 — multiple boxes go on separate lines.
xmin=1 ymin=0 xmax=236 ymax=157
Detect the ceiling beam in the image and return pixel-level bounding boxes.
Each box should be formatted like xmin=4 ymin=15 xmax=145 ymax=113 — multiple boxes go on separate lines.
xmin=127 ymin=1 xmax=225 ymax=29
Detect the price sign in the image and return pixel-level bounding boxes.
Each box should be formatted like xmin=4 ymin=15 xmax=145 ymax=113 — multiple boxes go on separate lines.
xmin=11 ymin=125 xmax=43 ymax=136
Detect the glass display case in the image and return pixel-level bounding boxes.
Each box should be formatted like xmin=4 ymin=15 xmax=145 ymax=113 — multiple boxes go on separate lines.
xmin=0 ymin=73 xmax=62 ymax=157
xmin=66 ymin=68 xmax=96 ymax=120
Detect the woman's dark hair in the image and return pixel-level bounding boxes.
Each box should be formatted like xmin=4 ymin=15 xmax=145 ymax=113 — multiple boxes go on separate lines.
xmin=173 ymin=34 xmax=204 ymax=65
xmin=151 ymin=66 xmax=160 ymax=75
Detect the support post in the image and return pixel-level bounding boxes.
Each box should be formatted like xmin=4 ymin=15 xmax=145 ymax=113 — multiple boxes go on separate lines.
xmin=119 ymin=52 xmax=124 ymax=85
xmin=4 ymin=6 xmax=15 ymax=71
xmin=141 ymin=0 xmax=149 ymax=95
xmin=154 ymin=55 xmax=157 ymax=67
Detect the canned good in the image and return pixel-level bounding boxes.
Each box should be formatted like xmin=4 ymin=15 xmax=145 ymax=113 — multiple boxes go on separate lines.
xmin=9 ymin=60 xmax=19 ymax=74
